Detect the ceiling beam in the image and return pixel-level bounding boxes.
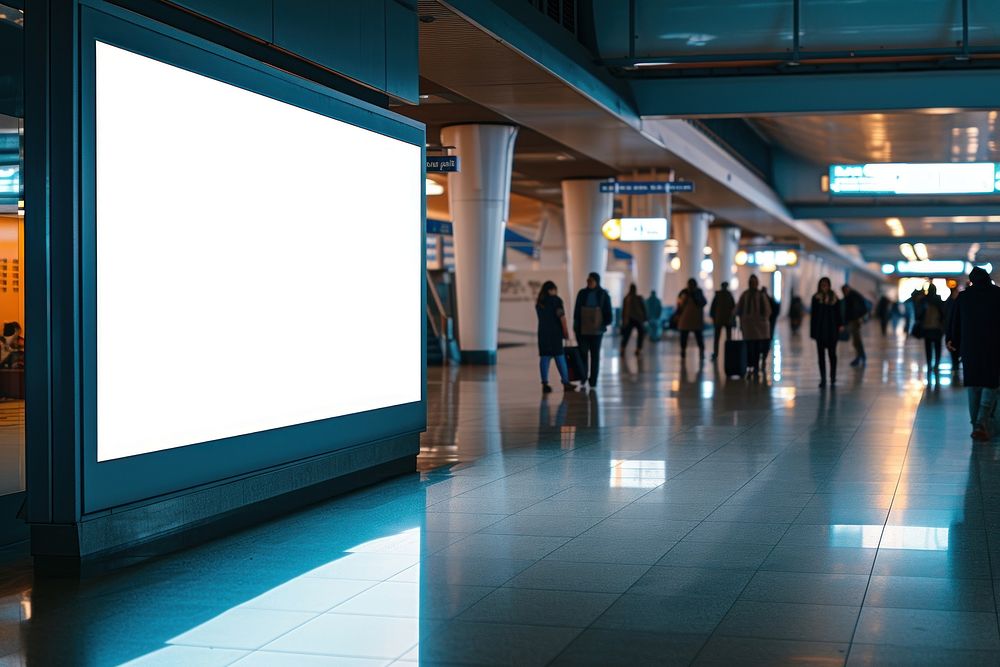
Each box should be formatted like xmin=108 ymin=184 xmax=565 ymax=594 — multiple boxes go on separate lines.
xmin=838 ymin=234 xmax=1000 ymax=245
xmin=633 ymin=69 xmax=1000 ymax=117
xmin=790 ymin=203 xmax=1000 ymax=219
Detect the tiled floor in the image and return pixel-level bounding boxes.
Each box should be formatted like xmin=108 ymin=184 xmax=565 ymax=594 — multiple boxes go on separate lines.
xmin=0 ymin=323 xmax=998 ymax=665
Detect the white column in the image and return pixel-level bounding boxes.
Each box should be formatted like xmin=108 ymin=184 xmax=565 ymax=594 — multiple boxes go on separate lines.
xmin=709 ymin=225 xmax=740 ymax=292
xmin=562 ymin=178 xmax=614 ymax=312
xmin=442 ymin=124 xmax=518 ymax=365
xmin=632 ymin=192 xmax=669 ymax=299
xmin=669 ymin=212 xmax=713 ymax=296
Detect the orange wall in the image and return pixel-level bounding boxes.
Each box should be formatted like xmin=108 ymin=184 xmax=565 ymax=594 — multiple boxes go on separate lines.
xmin=0 ymin=215 xmax=23 ymax=330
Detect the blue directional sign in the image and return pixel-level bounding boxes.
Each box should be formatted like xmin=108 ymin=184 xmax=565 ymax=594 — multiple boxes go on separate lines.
xmin=426 ymin=156 xmax=460 ymax=172
xmin=426 ymin=218 xmax=453 ymax=236
xmin=599 ymin=181 xmax=695 ymax=194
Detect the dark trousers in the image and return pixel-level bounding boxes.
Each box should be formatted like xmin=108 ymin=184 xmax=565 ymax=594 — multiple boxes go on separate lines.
xmin=621 ymin=320 xmax=645 ymax=351
xmin=924 ymin=329 xmax=943 ymax=371
xmin=849 ymin=319 xmax=866 ymax=359
xmin=680 ymin=330 xmax=705 ymax=356
xmin=816 ymin=341 xmax=837 ymax=383
xmin=747 ymin=339 xmax=767 ymax=372
xmin=578 ymin=334 xmax=603 ymax=387
xmin=713 ymin=324 xmax=732 ymax=358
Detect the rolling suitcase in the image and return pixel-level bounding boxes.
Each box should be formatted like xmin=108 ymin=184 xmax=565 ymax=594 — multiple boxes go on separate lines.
xmin=564 ymin=346 xmax=587 ymax=383
xmin=724 ymin=334 xmax=748 ymax=378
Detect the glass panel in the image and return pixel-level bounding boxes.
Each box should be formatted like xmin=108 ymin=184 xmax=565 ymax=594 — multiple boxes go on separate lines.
xmin=0 ymin=2 xmax=24 ymax=497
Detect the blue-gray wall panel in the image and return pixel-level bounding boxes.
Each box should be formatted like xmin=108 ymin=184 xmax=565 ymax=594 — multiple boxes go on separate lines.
xmin=172 ymin=0 xmax=273 ymax=42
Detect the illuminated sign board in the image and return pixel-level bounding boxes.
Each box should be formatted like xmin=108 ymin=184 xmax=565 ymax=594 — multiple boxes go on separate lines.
xmin=599 ymin=181 xmax=695 ymax=194
xmin=738 ymin=249 xmax=799 ymax=267
xmin=896 ymin=260 xmax=992 ymax=275
xmin=602 ymin=217 xmax=668 ymax=242
xmin=829 ymin=163 xmax=1000 ymax=195
xmin=0 ymin=166 xmax=18 ymax=195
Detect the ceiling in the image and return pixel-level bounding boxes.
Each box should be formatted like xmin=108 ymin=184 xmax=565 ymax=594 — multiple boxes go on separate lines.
xmin=753 ymin=110 xmax=1000 ymax=164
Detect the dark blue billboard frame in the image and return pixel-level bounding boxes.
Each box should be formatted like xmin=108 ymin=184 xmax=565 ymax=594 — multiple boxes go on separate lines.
xmin=29 ymin=0 xmax=426 ymax=531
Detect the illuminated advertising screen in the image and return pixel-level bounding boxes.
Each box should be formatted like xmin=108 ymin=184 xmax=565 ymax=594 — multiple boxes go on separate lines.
xmin=95 ymin=42 xmax=422 ymax=462
xmin=829 ymin=162 xmax=1000 ymax=195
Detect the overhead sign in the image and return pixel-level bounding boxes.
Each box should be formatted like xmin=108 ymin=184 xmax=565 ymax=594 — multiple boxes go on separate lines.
xmin=602 ymin=217 xmax=668 ymax=242
xmin=829 ymin=162 xmax=1000 ymax=195
xmin=599 ymin=181 xmax=695 ymax=194
xmin=896 ymin=260 xmax=980 ymax=275
xmin=736 ymin=248 xmax=799 ymax=267
xmin=426 ymin=218 xmax=453 ymax=236
xmin=426 ymin=156 xmax=460 ymax=172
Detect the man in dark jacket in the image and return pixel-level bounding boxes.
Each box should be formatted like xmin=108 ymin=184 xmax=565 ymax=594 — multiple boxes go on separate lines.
xmin=842 ymin=285 xmax=869 ymax=366
xmin=947 ymin=267 xmax=1000 ymax=440
xmin=709 ymin=282 xmax=736 ymax=361
xmin=574 ymin=272 xmax=613 ymax=390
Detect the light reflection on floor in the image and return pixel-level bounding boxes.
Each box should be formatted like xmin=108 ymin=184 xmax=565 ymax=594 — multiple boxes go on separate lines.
xmin=0 ymin=324 xmax=996 ymax=664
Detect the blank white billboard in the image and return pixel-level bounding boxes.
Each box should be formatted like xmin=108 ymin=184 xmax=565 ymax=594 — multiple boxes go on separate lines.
xmin=95 ymin=42 xmax=422 ymax=462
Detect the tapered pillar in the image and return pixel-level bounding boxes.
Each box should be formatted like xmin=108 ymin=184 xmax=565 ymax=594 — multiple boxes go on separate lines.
xmin=562 ymin=178 xmax=614 ymax=321
xmin=710 ymin=225 xmax=741 ymax=291
xmin=442 ymin=124 xmax=518 ymax=365
xmin=666 ymin=212 xmax=713 ymax=298
xmin=632 ymin=192 xmax=669 ymax=299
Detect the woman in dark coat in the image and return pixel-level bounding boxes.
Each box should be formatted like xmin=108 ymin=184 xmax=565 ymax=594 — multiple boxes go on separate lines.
xmin=947 ymin=267 xmax=1000 ymax=438
xmin=810 ymin=277 xmax=843 ymax=388
xmin=536 ymin=280 xmax=573 ymax=393
xmin=916 ymin=284 xmax=946 ymax=380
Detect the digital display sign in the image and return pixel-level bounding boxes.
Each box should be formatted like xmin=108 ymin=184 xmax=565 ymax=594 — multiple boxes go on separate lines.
xmin=95 ymin=42 xmax=422 ymax=462
xmin=829 ymin=163 xmax=1000 ymax=195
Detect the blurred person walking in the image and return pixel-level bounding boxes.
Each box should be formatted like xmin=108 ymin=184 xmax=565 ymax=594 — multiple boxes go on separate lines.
xmin=736 ymin=275 xmax=772 ymax=378
xmin=875 ymin=295 xmax=892 ymax=336
xmin=947 ymin=267 xmax=1000 ymax=440
xmin=676 ymin=278 xmax=708 ymax=360
xmin=709 ymin=281 xmax=736 ymax=361
xmin=621 ymin=284 xmax=648 ymax=356
xmin=535 ymin=281 xmax=574 ymax=393
xmin=573 ymin=272 xmax=613 ymax=390
xmin=915 ymin=284 xmax=946 ymax=381
xmin=646 ymin=290 xmax=664 ymax=341
xmin=842 ymin=284 xmax=869 ymax=367
xmin=811 ymin=277 xmax=842 ymax=388
xmin=944 ymin=285 xmax=961 ymax=383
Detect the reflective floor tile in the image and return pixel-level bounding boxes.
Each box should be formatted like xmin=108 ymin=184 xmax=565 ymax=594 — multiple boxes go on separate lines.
xmin=716 ymin=601 xmax=860 ymax=643
xmin=550 ymin=629 xmax=706 ymax=667
xmin=580 ymin=518 xmax=699 ymax=542
xmin=694 ymin=636 xmax=848 ymax=667
xmin=658 ymin=541 xmax=774 ymax=570
xmin=740 ymin=571 xmax=869 ymax=606
xmin=413 ymin=621 xmax=581 ymax=667
xmin=243 ymin=578 xmax=375 ymax=613
xmin=863 ymin=575 xmax=995 ymax=611
xmin=592 ymin=593 xmax=733 ymax=634
xmin=436 ymin=533 xmax=569 ymax=561
xmin=610 ymin=502 xmax=719 ymax=522
xmin=421 ymin=512 xmax=506 ymax=533
xmin=390 ymin=556 xmax=533 ymax=587
xmin=846 ymin=644 xmax=1000 ymax=666
xmin=628 ymin=566 xmax=753 ymax=600
xmin=169 ymin=608 xmax=315 ymax=650
xmin=262 ymin=614 xmax=420 ymax=659
xmin=705 ymin=505 xmax=802 ymax=523
xmin=872 ymin=548 xmax=992 ymax=580
xmin=853 ymin=607 xmax=1000 ymax=650
xmin=761 ymin=545 xmax=877 ymax=575
xmin=504 ymin=560 xmax=650 ymax=594
xmin=232 ymin=652 xmax=390 ymax=666
xmin=543 ymin=536 xmax=676 ymax=565
xmin=456 ymin=587 xmax=619 ymax=627
xmin=120 ymin=646 xmax=249 ymax=667
xmin=515 ymin=500 xmax=628 ymax=518
xmin=331 ymin=581 xmax=492 ymax=619
xmin=478 ymin=514 xmax=603 ymax=537
xmin=308 ymin=554 xmax=420 ymax=582
xmin=681 ymin=521 xmax=789 ymax=546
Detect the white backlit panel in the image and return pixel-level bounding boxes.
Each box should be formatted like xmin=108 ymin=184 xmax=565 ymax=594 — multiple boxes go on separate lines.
xmin=95 ymin=42 xmax=422 ymax=461
xmin=830 ymin=162 xmax=1000 ymax=195
xmin=620 ymin=218 xmax=667 ymax=242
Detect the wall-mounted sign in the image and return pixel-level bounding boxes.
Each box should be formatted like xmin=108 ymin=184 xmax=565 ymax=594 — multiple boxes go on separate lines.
xmin=736 ymin=249 xmax=799 ymax=267
xmin=426 ymin=218 xmax=453 ymax=236
xmin=426 ymin=156 xmax=460 ymax=172
xmin=599 ymin=181 xmax=695 ymax=195
xmin=829 ymin=162 xmax=1000 ymax=195
xmin=602 ymin=217 xmax=668 ymax=242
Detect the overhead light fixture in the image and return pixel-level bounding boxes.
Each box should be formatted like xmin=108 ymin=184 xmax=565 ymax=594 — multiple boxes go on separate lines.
xmin=703 ymin=246 xmax=712 ymax=255
xmin=885 ymin=217 xmax=904 ymax=237
xmin=16 ymin=199 xmax=24 ymax=217
xmin=969 ymin=242 xmax=981 ymax=261
xmin=882 ymin=263 xmax=896 ymax=274
xmin=899 ymin=243 xmax=918 ymax=262
xmin=425 ymin=178 xmax=444 ymax=196
xmin=665 ymin=238 xmax=679 ymax=251
xmin=633 ymin=61 xmax=677 ymax=68
xmin=601 ymin=218 xmax=622 ymax=241
xmin=913 ymin=243 xmax=929 ymax=261
xmin=670 ymin=256 xmax=681 ymax=270
xmin=734 ymin=249 xmax=749 ymax=266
